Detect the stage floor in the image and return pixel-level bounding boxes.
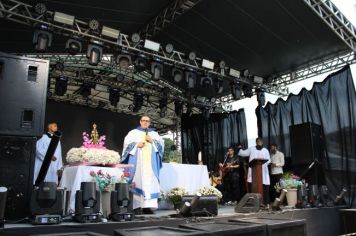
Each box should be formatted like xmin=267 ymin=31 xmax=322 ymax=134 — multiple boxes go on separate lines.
xmin=3 ymin=206 xmax=343 ymax=236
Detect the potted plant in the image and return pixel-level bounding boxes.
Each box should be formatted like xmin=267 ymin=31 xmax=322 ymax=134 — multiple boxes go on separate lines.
xmin=167 ymin=187 xmax=188 ymax=209
xmin=275 ymin=172 xmax=303 ymax=207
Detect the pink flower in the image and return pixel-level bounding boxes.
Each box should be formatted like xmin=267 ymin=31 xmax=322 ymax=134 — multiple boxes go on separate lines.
xmin=98 ymin=169 xmax=103 ymax=176
xmin=89 ymin=170 xmax=96 ymax=177
xmin=123 ymin=171 xmax=130 ymax=178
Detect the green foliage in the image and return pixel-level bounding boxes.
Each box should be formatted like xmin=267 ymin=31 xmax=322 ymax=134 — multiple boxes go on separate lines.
xmin=163 ymin=138 xmax=182 ymax=163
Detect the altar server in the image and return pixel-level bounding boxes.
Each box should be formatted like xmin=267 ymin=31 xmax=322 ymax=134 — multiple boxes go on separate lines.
xmin=33 ymin=122 xmax=63 ymax=184
xmin=238 ymin=137 xmax=270 ymax=206
xmin=121 ymin=115 xmax=164 ymax=214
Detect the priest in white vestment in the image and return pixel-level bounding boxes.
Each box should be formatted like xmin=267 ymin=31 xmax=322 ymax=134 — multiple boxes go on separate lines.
xmin=121 ymin=115 xmax=164 ymax=214
xmin=238 ymin=137 xmax=270 ymax=206
xmin=33 ymin=122 xmax=63 ymax=184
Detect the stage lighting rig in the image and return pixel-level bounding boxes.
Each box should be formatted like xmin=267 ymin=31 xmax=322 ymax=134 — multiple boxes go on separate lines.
xmin=201 ymin=107 xmax=211 ymax=120
xmin=87 ymin=40 xmax=103 ymax=66
xmin=201 ymin=59 xmax=215 ymax=70
xmin=231 ymin=83 xmax=242 ymax=100
xmin=131 ymin=33 xmax=141 ymax=45
xmin=243 ymin=85 xmax=253 ymax=98
xmin=185 ymin=71 xmax=196 ymax=89
xmin=53 ymin=12 xmax=75 ymax=26
xmin=216 ymin=79 xmax=224 ymax=94
xmin=165 ymin=43 xmax=174 ymax=54
xmin=135 ymin=54 xmax=148 ymax=73
xmin=188 ymin=52 xmax=196 ymax=61
xmin=101 ymin=26 xmax=120 ymax=40
xmin=151 ymin=59 xmax=164 ymax=80
xmin=65 ymin=38 xmax=82 ymax=55
xmin=256 ymin=89 xmax=266 ymax=106
xmin=132 ymin=93 xmax=144 ymax=112
xmin=218 ymin=60 xmax=226 ymax=76
xmin=55 ymin=75 xmax=68 ymax=96
xmin=88 ymin=19 xmax=101 ymax=34
xmin=144 ymin=39 xmax=160 ymax=52
xmin=174 ymin=101 xmax=183 ymax=116
xmin=110 ymin=183 xmax=133 ymax=221
xmin=200 ymin=76 xmax=213 ymax=88
xmin=172 ymin=68 xmax=183 ymax=83
xmin=116 ymin=51 xmax=132 ymax=69
xmin=74 ymin=182 xmax=101 ymax=223
xmin=33 ymin=28 xmax=52 ymax=52
xmin=34 ymin=3 xmax=47 ymax=15
xmin=80 ymin=83 xmax=92 ymax=98
xmin=109 ymin=88 xmax=120 ymax=107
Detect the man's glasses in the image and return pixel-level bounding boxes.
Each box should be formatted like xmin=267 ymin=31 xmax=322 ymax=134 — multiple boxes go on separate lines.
xmin=141 ymin=120 xmax=150 ymax=122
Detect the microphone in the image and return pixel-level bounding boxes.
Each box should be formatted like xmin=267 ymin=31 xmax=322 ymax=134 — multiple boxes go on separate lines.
xmin=145 ymin=128 xmax=148 ymax=135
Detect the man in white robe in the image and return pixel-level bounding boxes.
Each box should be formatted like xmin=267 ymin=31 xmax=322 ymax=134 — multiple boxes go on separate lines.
xmin=121 ymin=115 xmax=164 ymax=214
xmin=33 ymin=122 xmax=63 ymax=184
xmin=238 ymin=137 xmax=270 ymax=206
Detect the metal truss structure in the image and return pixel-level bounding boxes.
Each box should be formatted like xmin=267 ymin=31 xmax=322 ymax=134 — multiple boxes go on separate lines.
xmin=303 ymin=0 xmax=356 ymax=52
xmin=139 ymin=0 xmax=202 ymax=39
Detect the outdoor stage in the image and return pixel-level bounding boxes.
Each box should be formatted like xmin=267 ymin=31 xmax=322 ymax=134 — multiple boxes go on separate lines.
xmin=3 ymin=206 xmax=344 ymax=236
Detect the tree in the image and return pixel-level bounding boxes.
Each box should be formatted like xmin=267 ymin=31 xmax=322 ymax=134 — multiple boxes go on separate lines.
xmin=163 ymin=138 xmax=182 ymax=163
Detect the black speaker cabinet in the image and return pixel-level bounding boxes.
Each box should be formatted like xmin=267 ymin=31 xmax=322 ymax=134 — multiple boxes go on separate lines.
xmin=0 ymin=135 xmax=36 ymax=220
xmin=0 ymin=52 xmax=49 ymax=137
xmin=181 ymin=195 xmax=218 ymax=216
xmin=114 ymin=226 xmax=207 ymax=236
xmin=290 ymin=122 xmax=324 ymax=165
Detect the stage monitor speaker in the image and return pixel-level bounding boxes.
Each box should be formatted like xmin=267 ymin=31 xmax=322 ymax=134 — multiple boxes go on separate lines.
xmin=290 ymin=122 xmax=324 ymax=165
xmin=0 ymin=52 xmax=49 ymax=137
xmin=229 ymin=217 xmax=307 ymax=236
xmin=181 ymin=195 xmax=218 ymax=216
xmin=31 ymin=232 xmax=109 ymax=236
xmin=0 ymin=135 xmax=36 ymax=220
xmin=235 ymin=193 xmax=262 ymax=213
xmin=180 ymin=221 xmax=267 ymax=236
xmin=114 ymin=226 xmax=207 ymax=236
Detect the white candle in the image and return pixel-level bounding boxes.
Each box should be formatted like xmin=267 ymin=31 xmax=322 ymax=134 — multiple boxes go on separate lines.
xmin=198 ymin=151 xmax=202 ymax=162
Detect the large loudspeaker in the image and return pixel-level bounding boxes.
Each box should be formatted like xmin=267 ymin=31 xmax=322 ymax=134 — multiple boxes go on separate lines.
xmin=0 ymin=135 xmax=36 ymax=220
xmin=0 ymin=52 xmax=49 ymax=137
xmin=290 ymin=122 xmax=324 ymax=165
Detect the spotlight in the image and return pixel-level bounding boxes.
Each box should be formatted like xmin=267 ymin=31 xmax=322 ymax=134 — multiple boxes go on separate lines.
xmin=174 ymin=101 xmax=183 ymax=116
xmin=218 ymin=61 xmax=226 ymax=76
xmin=144 ymin=39 xmax=160 ymax=52
xmin=159 ymin=98 xmax=168 ymax=118
xmin=243 ymin=85 xmax=253 ymax=98
xmin=272 ymin=189 xmax=287 ymax=210
xmin=135 ymin=55 xmax=148 ymax=73
xmin=188 ymin=52 xmax=196 ymax=61
xmin=101 ymin=26 xmax=120 ymax=40
xmin=256 ymin=89 xmax=265 ymax=106
xmin=80 ymin=83 xmax=92 ymax=98
xmin=201 ymin=59 xmax=215 ymax=70
xmin=30 ymin=182 xmax=64 ymax=225
xmin=172 ymin=68 xmax=183 ymax=83
xmin=110 ymin=183 xmax=133 ymax=221
xmin=109 ymin=88 xmax=120 ymax=107
xmin=334 ymin=187 xmax=347 ymax=205
xmin=151 ymin=60 xmax=163 ymax=80
xmin=55 ymin=76 xmax=68 ymax=96
xmin=53 ymin=12 xmax=75 ymax=26
xmin=74 ymin=182 xmax=101 ymax=223
xmin=65 ymin=38 xmax=82 ymax=55
xmin=229 ymin=68 xmax=241 ymax=78
xmin=231 ymin=83 xmax=241 ymax=100
xmin=241 ymin=69 xmax=250 ymax=77
xmin=179 ymin=202 xmax=191 ymax=217
xmin=0 ymin=187 xmax=7 ymax=229
xmin=33 ymin=29 xmax=52 ymax=52
xmin=200 ymin=76 xmax=213 ymax=88
xmin=87 ymin=41 xmax=103 ymax=66
xmin=185 ymin=71 xmax=196 ymax=89
xmin=133 ymin=93 xmax=144 ymax=112
xmin=253 ymin=76 xmax=264 ymax=84
xmin=216 ymin=79 xmax=224 ymax=94
xmin=116 ymin=54 xmax=132 ymax=69
xmin=131 ymin=33 xmax=140 ymax=44
xmin=88 ymin=19 xmax=100 ymax=33
xmin=165 ymin=43 xmax=174 ymax=54
xmin=34 ymin=3 xmax=47 ymax=15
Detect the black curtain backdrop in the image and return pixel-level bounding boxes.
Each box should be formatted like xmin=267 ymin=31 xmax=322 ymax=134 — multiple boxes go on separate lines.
xmin=257 ymin=65 xmax=356 ymax=206
xmin=45 ymin=100 xmax=138 ymax=160
xmin=181 ymin=109 xmax=248 ymax=171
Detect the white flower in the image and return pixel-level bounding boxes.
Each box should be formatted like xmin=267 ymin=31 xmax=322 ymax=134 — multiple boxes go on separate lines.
xmin=198 ymin=186 xmax=223 ymax=199
xmin=66 ymin=147 xmax=120 ymax=165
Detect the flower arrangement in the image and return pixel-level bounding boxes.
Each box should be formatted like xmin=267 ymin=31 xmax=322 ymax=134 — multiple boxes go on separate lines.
xmin=275 ymin=172 xmax=303 ymax=192
xmin=90 ymin=169 xmax=117 ymax=191
xmin=158 ymin=189 xmax=167 ymax=203
xmin=198 ymin=186 xmax=223 ymax=200
xmin=66 ymin=147 xmax=120 ymax=165
xmin=167 ymin=187 xmax=188 ymax=205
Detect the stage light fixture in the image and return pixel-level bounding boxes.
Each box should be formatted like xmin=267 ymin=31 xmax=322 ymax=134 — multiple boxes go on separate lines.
xmin=272 ymin=189 xmax=287 ymax=210
xmin=74 ymin=182 xmax=101 ymax=223
xmin=241 ymin=69 xmax=250 ymax=77
xmin=229 ymin=68 xmax=241 ymax=78
xmin=201 ymin=59 xmax=215 ymax=70
xmin=101 ymin=26 xmax=120 ymax=40
xmin=34 ymin=3 xmax=47 ymax=15
xmin=185 ymin=71 xmax=196 ymax=89
xmin=174 ymin=101 xmax=183 ymax=116
xmin=159 ymin=98 xmax=168 ymax=118
xmin=86 ymin=41 xmax=103 ymax=66
xmin=65 ymin=38 xmax=82 ymax=55
xmin=216 ymin=79 xmax=224 ymax=94
xmin=256 ymin=89 xmax=265 ymax=106
xmin=131 ymin=33 xmax=140 ymax=44
xmin=200 ymin=76 xmax=213 ymax=88
xmin=33 ymin=29 xmax=52 ymax=52
xmin=110 ymin=183 xmax=133 ymax=221
xmin=243 ymin=85 xmax=253 ymax=98
xmin=133 ymin=93 xmax=144 ymax=112
xmin=218 ymin=61 xmax=226 ymax=75
xmin=53 ymin=12 xmax=75 ymax=26
xmin=88 ymin=19 xmax=100 ymax=33
xmin=116 ymin=54 xmax=132 ymax=69
xmin=151 ymin=60 xmax=163 ymax=80
xmin=144 ymin=39 xmax=160 ymax=52
xmin=55 ymin=76 xmax=68 ymax=96
xmin=188 ymin=52 xmax=196 ymax=61
xmin=253 ymin=76 xmax=264 ymax=84
xmin=135 ymin=55 xmax=148 ymax=73
xmin=231 ymin=83 xmax=241 ymax=100
xmin=334 ymin=187 xmax=347 ymax=205
xmin=109 ymin=88 xmax=120 ymax=107
xmin=165 ymin=43 xmax=174 ymax=54
xmin=30 ymin=182 xmax=64 ymax=225
xmin=0 ymin=187 xmax=7 ymax=229
xmin=80 ymin=83 xmax=92 ymax=98
xmin=172 ymin=68 xmax=183 ymax=83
